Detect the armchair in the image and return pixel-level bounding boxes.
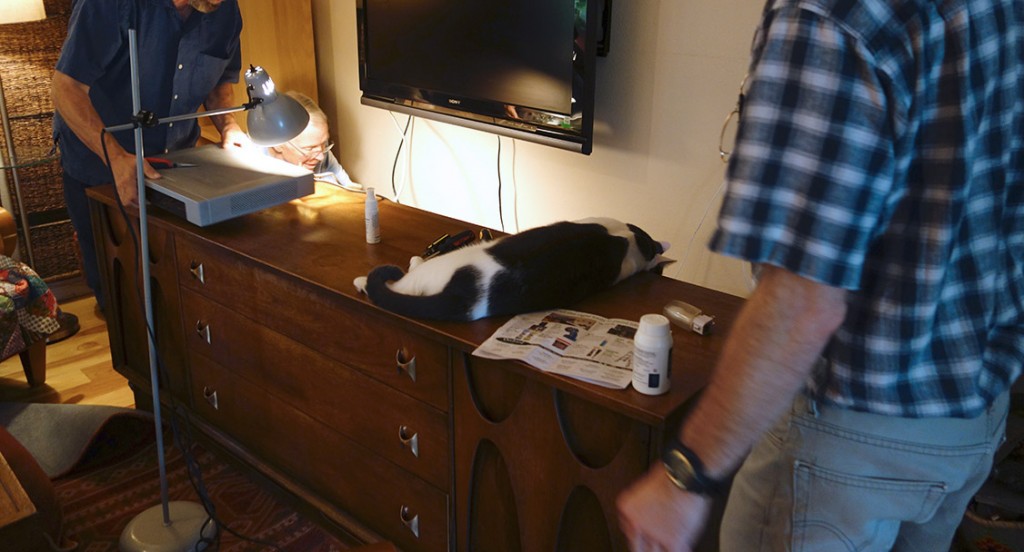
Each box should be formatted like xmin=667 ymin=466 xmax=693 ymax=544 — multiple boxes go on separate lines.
xmin=0 ymin=206 xmax=59 ymax=386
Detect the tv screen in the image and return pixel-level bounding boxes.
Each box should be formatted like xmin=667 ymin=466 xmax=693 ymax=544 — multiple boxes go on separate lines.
xmin=357 ymin=0 xmax=599 ymax=154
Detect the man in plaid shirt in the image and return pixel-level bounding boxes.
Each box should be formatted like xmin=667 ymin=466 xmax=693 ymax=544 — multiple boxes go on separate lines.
xmin=619 ymin=0 xmax=1023 ymax=550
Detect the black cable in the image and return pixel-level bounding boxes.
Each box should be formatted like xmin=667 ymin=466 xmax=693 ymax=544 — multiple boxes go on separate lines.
xmin=391 ymin=115 xmax=412 ymax=198
xmin=496 ymin=135 xmax=505 ymax=232
xmin=100 ymin=129 xmax=285 ymax=552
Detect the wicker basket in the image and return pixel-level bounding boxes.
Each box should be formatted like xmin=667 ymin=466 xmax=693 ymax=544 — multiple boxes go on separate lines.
xmin=0 ymin=0 xmax=78 ymax=284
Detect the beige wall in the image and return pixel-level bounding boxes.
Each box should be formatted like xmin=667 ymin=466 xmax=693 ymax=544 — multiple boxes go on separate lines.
xmin=310 ymin=0 xmax=762 ymax=298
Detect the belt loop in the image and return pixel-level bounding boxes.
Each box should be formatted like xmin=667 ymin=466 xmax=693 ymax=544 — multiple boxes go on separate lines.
xmin=805 ymin=396 xmax=819 ymax=418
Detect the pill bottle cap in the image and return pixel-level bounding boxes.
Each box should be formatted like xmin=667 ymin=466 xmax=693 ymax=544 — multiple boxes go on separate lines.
xmin=638 ymin=314 xmax=671 ymax=337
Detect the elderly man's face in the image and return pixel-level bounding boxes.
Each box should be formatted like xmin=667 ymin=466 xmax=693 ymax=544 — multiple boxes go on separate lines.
xmin=276 ymin=120 xmax=333 ymax=172
xmin=189 ymin=0 xmax=223 ymax=14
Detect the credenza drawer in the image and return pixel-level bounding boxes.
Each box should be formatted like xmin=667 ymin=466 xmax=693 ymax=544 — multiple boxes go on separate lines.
xmin=191 ymin=354 xmax=449 ymax=552
xmin=181 ymin=287 xmax=449 ymax=488
xmin=175 ymin=235 xmax=449 ymax=410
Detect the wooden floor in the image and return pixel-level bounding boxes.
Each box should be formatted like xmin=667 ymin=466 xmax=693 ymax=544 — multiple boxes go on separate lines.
xmin=0 ymin=295 xmax=135 ymax=408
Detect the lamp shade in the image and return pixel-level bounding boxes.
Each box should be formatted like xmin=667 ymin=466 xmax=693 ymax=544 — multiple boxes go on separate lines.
xmin=0 ymin=0 xmax=45 ymax=24
xmin=244 ymin=66 xmax=309 ymax=146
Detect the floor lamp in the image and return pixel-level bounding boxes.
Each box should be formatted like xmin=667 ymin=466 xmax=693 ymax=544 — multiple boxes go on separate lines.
xmin=109 ymin=29 xmax=308 ymax=552
xmin=0 ymin=0 xmax=46 ymax=266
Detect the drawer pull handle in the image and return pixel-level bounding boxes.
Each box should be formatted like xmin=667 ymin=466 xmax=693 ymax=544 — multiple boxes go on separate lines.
xmin=195 ymin=321 xmax=211 ymax=344
xmin=400 ymin=505 xmax=420 ymax=538
xmin=189 ymin=261 xmax=205 ymax=284
xmin=396 ymin=348 xmax=417 ymax=382
xmin=203 ymin=387 xmax=219 ymax=410
xmin=398 ymin=425 xmax=419 ymax=458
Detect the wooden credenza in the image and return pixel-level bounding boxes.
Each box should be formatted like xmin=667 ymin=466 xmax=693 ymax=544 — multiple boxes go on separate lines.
xmin=86 ymin=183 xmax=745 ymax=552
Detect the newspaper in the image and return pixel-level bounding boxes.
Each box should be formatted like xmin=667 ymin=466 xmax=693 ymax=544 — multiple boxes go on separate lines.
xmin=472 ymin=309 xmax=639 ymax=389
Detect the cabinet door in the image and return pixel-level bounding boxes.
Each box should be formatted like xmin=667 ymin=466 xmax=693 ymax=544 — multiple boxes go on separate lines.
xmin=89 ymin=201 xmax=190 ymax=401
xmin=453 ymin=354 xmax=651 ymax=552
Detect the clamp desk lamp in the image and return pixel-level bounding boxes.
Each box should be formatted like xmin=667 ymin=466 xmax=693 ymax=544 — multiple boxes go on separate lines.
xmin=106 ymin=29 xmax=309 ymax=552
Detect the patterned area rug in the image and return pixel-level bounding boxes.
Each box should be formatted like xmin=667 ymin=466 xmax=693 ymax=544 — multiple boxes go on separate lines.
xmin=52 ymin=416 xmax=352 ymax=551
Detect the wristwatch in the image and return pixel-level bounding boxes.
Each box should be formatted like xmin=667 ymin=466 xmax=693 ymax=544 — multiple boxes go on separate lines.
xmin=661 ymin=439 xmax=724 ymax=496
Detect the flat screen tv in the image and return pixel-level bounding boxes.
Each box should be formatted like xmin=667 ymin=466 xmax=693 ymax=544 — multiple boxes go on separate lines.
xmin=356 ymin=0 xmax=604 ymax=155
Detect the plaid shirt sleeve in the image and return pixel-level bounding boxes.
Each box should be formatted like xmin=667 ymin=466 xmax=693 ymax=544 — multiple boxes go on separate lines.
xmin=710 ymin=5 xmax=898 ymax=290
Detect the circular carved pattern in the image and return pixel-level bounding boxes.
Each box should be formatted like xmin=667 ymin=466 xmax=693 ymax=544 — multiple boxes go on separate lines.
xmin=554 ymin=389 xmax=632 ymax=469
xmin=556 ymin=485 xmax=613 ymax=552
xmin=465 ymin=357 xmax=525 ymax=424
xmin=468 ymin=439 xmax=522 ymax=552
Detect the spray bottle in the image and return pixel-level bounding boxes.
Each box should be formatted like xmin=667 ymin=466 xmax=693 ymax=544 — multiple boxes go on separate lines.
xmin=365 ymin=187 xmax=381 ymax=244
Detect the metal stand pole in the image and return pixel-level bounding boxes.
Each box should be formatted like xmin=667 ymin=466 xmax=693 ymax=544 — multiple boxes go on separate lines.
xmin=117 ymin=29 xmax=212 ymax=552
xmin=0 ymin=71 xmax=36 ymax=266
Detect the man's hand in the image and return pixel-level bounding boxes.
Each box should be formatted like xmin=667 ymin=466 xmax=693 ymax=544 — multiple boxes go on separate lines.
xmin=204 ymin=82 xmax=250 ymax=150
xmin=109 ymin=151 xmax=161 ymax=206
xmin=220 ymin=121 xmax=252 ymax=150
xmin=617 ymin=466 xmax=711 ymax=552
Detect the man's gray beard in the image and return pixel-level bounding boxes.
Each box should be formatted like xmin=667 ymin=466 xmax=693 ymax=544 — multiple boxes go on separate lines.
xmin=189 ymin=0 xmax=221 ymax=14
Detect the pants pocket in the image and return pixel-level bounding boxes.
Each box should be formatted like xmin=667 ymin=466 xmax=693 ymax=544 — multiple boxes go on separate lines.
xmin=792 ymin=460 xmax=946 ymax=552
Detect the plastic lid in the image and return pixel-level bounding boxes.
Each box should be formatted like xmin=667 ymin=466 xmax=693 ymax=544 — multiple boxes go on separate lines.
xmin=638 ymin=314 xmax=671 ymax=336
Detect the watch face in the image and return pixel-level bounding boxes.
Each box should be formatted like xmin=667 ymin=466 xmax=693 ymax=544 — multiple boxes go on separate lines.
xmin=665 ymin=450 xmax=696 ymax=490
xmin=662 ymin=441 xmax=721 ymax=496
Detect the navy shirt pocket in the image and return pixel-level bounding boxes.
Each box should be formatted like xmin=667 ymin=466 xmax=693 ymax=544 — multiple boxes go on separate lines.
xmin=189 ymin=53 xmax=232 ymax=105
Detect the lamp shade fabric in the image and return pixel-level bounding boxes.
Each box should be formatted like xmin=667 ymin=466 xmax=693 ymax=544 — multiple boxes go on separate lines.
xmin=0 ymin=0 xmax=45 ymax=25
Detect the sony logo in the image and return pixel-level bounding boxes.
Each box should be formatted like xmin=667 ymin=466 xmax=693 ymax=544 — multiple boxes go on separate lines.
xmin=448 ymin=98 xmax=461 ymax=105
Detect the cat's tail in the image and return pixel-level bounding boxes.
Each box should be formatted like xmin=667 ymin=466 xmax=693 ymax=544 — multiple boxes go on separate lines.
xmin=356 ymin=265 xmax=480 ymax=321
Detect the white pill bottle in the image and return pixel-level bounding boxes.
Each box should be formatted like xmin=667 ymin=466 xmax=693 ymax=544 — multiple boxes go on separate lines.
xmin=632 ymin=314 xmax=673 ymax=395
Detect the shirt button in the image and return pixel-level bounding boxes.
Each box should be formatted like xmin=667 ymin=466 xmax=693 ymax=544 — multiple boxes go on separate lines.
xmin=178 ymin=64 xmax=184 ymax=70
xmin=168 ymin=122 xmax=174 ymax=127
xmin=164 ymin=149 xmax=169 ymax=153
xmin=173 ymin=94 xmax=178 ymax=100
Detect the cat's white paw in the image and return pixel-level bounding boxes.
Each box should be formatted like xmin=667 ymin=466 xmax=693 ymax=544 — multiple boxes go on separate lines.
xmin=409 ymin=256 xmax=425 ymax=270
xmin=353 ymin=276 xmax=368 ymax=294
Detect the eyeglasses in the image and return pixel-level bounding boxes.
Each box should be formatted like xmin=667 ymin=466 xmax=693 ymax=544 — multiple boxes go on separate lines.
xmin=286 ymin=140 xmax=334 ymax=158
xmin=718 ymin=73 xmax=749 ymax=164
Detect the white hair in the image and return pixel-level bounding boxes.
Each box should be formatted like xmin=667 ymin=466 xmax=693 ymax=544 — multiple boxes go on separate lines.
xmin=285 ymin=91 xmax=327 ymax=127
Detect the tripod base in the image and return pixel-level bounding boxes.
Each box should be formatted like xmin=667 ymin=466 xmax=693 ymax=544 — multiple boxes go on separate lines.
xmin=119 ymin=500 xmax=214 ymax=552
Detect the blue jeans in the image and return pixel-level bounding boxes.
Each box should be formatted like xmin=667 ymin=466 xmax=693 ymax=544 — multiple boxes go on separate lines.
xmin=720 ymin=391 xmax=1009 ymax=551
xmin=62 ymin=169 xmax=103 ymax=309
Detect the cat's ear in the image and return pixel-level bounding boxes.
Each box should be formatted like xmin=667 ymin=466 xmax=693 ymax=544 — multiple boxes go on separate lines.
xmin=626 ymin=223 xmax=663 ymax=260
xmin=651 ymin=256 xmax=676 ymax=275
xmin=658 ymin=241 xmax=671 ymax=254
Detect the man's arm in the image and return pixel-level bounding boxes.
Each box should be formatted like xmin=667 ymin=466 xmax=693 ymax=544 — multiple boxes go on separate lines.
xmin=617 ymin=265 xmax=847 ymax=551
xmin=203 ymin=81 xmax=248 ymax=149
xmin=51 ymin=70 xmax=160 ymax=205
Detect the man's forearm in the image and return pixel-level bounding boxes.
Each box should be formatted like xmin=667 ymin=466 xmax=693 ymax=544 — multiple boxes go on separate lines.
xmin=679 ymin=265 xmax=847 ymax=480
xmin=203 ymin=81 xmax=240 ymax=134
xmin=51 ymin=70 xmax=130 ymax=164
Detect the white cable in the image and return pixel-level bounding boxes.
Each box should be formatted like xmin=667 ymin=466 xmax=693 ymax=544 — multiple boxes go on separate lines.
xmin=675 ymin=180 xmax=725 ymax=281
xmin=511 ymin=138 xmax=520 ymax=232
xmin=388 ymin=111 xmax=412 ymax=203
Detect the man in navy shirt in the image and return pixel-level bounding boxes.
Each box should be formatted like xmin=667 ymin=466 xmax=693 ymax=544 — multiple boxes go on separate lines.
xmin=52 ymin=0 xmax=246 ymax=310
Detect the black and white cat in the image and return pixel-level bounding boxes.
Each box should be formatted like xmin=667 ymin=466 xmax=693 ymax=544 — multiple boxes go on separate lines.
xmin=353 ymin=218 xmax=670 ymax=321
